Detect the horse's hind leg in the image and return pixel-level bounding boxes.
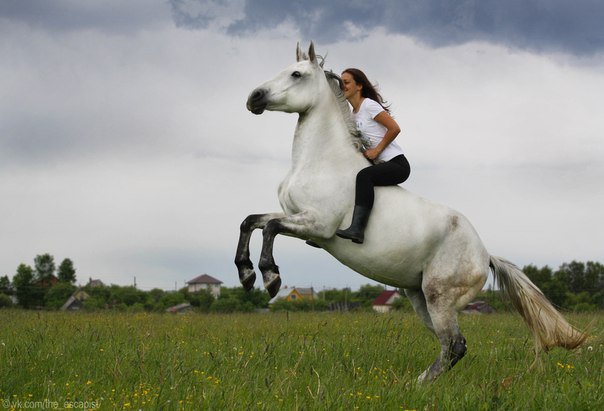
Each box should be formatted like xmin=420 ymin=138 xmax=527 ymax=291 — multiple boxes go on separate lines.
xmin=235 ymin=213 xmax=284 ymax=291
xmin=417 ymin=304 xmax=467 ymax=383
xmin=404 ymin=288 xmax=435 ymax=334
xmin=417 ymin=265 xmax=486 ymax=383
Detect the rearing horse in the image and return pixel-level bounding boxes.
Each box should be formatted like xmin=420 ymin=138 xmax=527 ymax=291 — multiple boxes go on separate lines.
xmin=235 ymin=43 xmax=586 ymax=382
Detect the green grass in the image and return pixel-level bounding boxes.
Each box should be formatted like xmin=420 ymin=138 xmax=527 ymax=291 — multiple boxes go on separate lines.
xmin=0 ymin=310 xmax=602 ymax=410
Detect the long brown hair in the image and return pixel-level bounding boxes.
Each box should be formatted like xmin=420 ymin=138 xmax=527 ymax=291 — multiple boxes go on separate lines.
xmin=342 ymin=68 xmax=391 ymax=113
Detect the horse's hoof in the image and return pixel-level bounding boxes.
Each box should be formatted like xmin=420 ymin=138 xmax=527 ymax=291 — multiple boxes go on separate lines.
xmin=240 ymin=269 xmax=257 ymax=291
xmin=265 ymin=275 xmax=282 ymax=298
xmin=417 ymin=366 xmax=439 ymax=384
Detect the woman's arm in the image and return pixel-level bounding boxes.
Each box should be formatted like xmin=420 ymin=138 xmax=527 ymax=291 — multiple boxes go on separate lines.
xmin=363 ymin=111 xmax=401 ymax=160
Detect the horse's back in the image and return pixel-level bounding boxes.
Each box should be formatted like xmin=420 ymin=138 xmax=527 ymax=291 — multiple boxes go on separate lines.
xmin=323 ymin=185 xmax=488 ymax=289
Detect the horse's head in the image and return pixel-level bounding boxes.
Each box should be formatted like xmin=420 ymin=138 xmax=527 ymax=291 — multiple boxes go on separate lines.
xmin=247 ymin=42 xmax=326 ymax=115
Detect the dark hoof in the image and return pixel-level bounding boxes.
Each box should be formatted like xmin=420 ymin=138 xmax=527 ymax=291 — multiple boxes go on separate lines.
xmin=239 ymin=268 xmax=257 ymax=291
xmin=266 ymin=276 xmax=282 ymax=298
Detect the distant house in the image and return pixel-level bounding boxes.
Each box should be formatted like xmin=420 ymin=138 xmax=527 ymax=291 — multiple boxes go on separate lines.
xmin=268 ymin=287 xmax=318 ymax=304
xmin=372 ymin=290 xmax=401 ymax=313
xmin=61 ymin=289 xmax=90 ymax=311
xmin=35 ymin=274 xmax=59 ymax=289
xmin=87 ymin=278 xmax=105 ymax=288
xmin=186 ymin=274 xmax=223 ymax=298
xmin=463 ymin=301 xmax=495 ymax=314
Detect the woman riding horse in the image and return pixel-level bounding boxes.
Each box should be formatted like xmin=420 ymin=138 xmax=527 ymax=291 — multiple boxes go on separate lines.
xmin=336 ymin=69 xmax=410 ymax=244
xmin=239 ymin=43 xmax=586 ymax=382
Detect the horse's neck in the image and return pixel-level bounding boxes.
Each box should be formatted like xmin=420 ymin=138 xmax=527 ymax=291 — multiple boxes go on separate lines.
xmin=291 ymin=100 xmax=364 ymax=170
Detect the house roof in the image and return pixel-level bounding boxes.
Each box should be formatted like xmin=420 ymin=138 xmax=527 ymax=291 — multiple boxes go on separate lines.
xmin=186 ymin=274 xmax=223 ymax=285
xmin=34 ymin=274 xmax=59 ymax=286
xmin=372 ymin=290 xmax=400 ymax=306
xmin=268 ymin=287 xmax=318 ymax=304
xmin=60 ymin=290 xmax=90 ymax=310
xmin=87 ymin=278 xmax=104 ymax=287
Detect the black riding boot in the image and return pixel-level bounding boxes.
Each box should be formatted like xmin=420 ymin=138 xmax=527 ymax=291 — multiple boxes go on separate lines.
xmin=336 ymin=206 xmax=371 ymax=244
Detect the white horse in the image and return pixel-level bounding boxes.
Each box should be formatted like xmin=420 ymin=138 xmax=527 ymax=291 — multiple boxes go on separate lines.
xmin=235 ymin=43 xmax=586 ymax=382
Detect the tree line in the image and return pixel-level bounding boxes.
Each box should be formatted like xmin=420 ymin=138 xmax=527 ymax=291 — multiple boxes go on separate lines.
xmin=1 ymin=255 xmax=602 ymax=312
xmin=518 ymin=260 xmax=603 ymax=311
xmin=0 ymin=253 xmax=77 ymax=309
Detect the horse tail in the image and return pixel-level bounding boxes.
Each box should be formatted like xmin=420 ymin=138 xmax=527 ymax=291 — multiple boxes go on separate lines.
xmin=489 ymin=256 xmax=587 ymax=354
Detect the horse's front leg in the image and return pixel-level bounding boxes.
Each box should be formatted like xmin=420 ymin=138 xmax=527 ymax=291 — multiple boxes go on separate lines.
xmin=259 ymin=211 xmax=332 ymax=297
xmin=235 ymin=212 xmax=285 ymax=291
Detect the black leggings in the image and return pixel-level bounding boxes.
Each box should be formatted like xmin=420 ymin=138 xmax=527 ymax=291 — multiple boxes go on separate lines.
xmin=355 ymin=154 xmax=411 ymax=208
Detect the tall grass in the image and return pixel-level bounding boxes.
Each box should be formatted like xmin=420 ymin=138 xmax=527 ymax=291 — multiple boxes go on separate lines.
xmin=0 ymin=310 xmax=602 ymax=410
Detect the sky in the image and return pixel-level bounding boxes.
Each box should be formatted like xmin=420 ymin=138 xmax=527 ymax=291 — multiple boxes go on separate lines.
xmin=1 ymin=0 xmax=603 ymax=292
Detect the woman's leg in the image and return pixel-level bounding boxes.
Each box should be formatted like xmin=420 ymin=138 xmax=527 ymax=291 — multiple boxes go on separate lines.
xmin=337 ymin=155 xmax=410 ymax=243
xmin=355 ymin=154 xmax=411 ymax=208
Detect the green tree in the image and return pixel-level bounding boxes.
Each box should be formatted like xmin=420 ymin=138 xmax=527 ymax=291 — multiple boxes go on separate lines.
xmin=148 ymin=288 xmax=165 ymax=304
xmin=541 ymin=279 xmax=569 ymax=308
xmin=110 ymin=285 xmax=146 ymax=306
xmin=565 ymin=291 xmax=596 ymax=312
xmin=57 ymin=258 xmax=76 ymax=284
xmin=145 ymin=288 xmax=166 ymax=311
xmin=593 ymin=289 xmax=604 ymax=310
xmin=0 ymin=275 xmax=11 ymax=294
xmin=354 ymin=284 xmax=385 ymax=307
xmin=13 ymin=264 xmax=36 ymax=308
xmin=555 ymin=261 xmax=587 ymax=294
xmin=211 ymin=297 xmax=245 ymax=313
xmin=585 ymin=261 xmax=604 ymax=292
xmin=230 ymin=287 xmax=269 ymax=309
xmin=0 ymin=293 xmax=12 ymax=308
xmin=82 ymin=297 xmax=106 ymax=311
xmin=269 ymin=298 xmax=328 ymax=312
xmin=319 ymin=288 xmax=353 ymax=304
xmin=523 ymin=264 xmax=553 ymax=289
xmin=390 ymin=293 xmax=413 ymax=311
xmin=159 ymin=291 xmax=187 ymax=310
xmin=34 ymin=253 xmax=56 ymax=282
xmin=84 ymin=285 xmax=111 ymax=306
xmin=187 ymin=289 xmax=215 ymax=311
xmin=45 ymin=283 xmax=77 ymax=310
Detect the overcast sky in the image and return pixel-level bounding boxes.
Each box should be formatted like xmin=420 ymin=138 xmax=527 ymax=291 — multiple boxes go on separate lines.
xmin=1 ymin=0 xmax=603 ymax=292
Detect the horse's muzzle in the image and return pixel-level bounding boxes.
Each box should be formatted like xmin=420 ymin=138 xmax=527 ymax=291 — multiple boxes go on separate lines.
xmin=246 ymin=88 xmax=268 ymax=115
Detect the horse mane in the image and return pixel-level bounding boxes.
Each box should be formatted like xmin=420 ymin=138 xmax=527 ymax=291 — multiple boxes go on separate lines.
xmin=323 ymin=70 xmax=369 ymax=152
xmin=297 ymin=46 xmax=368 ymax=152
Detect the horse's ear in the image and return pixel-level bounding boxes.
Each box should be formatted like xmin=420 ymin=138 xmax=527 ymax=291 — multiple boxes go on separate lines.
xmin=296 ymin=42 xmax=303 ymax=62
xmin=308 ymin=42 xmax=317 ymax=65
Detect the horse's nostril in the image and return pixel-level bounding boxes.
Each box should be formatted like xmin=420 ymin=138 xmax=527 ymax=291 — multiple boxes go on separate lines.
xmin=251 ymin=89 xmax=265 ymax=102
xmin=247 ymin=88 xmax=268 ymax=114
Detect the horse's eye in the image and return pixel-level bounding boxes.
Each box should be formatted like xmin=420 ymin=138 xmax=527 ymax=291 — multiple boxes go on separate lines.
xmin=291 ymin=71 xmax=302 ymax=78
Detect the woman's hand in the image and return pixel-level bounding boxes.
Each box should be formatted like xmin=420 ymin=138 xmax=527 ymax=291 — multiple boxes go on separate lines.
xmin=366 ymin=111 xmax=400 ymax=161
xmin=363 ymin=148 xmax=381 ymax=160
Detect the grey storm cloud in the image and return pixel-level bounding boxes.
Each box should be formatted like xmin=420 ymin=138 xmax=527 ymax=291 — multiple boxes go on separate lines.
xmin=0 ymin=0 xmax=168 ymax=33
xmin=171 ymin=0 xmax=604 ymax=56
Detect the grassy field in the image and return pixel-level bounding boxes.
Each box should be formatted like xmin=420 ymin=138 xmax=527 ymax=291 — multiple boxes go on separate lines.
xmin=0 ymin=310 xmax=602 ymax=410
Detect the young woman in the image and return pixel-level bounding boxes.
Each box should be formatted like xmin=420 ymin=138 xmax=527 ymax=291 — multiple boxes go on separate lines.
xmin=335 ymin=68 xmax=411 ymax=244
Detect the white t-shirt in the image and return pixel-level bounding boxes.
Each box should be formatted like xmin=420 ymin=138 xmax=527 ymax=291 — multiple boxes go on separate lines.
xmin=352 ymin=98 xmax=404 ymax=162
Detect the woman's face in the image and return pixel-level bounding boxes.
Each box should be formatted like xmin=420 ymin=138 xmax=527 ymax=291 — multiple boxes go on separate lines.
xmin=342 ymin=72 xmax=361 ymax=101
